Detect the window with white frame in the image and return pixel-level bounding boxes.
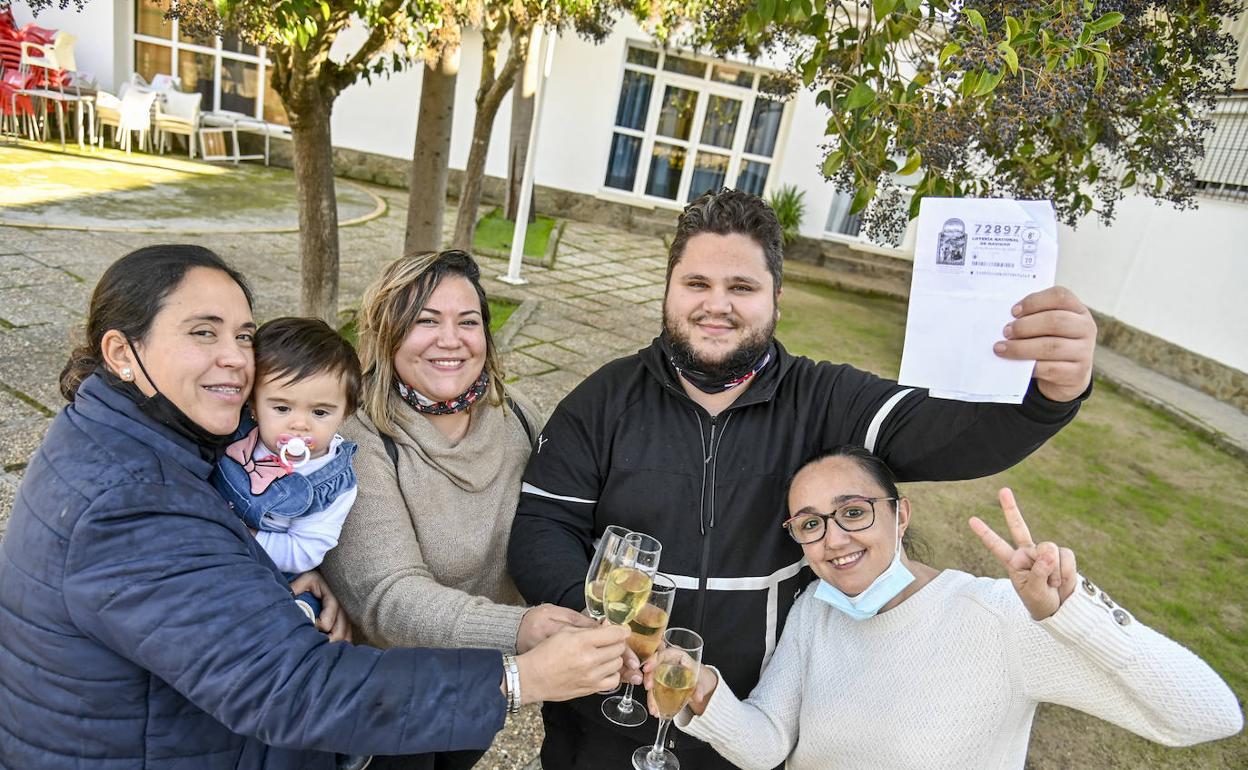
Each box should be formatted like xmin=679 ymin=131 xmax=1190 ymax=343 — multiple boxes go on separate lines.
xmin=132 ymin=0 xmax=287 ymax=125
xmin=603 ymin=45 xmax=788 ymax=203
xmin=824 ymin=191 xmax=863 ymax=238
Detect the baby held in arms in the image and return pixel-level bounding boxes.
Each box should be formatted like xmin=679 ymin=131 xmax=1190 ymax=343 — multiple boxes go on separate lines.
xmin=211 ymin=317 xmax=361 ymax=627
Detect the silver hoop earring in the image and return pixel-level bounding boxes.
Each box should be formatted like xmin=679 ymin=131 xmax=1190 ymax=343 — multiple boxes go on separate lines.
xmin=120 ymin=367 xmax=133 ymax=381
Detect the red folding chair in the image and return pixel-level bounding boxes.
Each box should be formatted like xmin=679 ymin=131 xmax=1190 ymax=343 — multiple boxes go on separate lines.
xmin=0 ymin=68 xmax=37 ymax=138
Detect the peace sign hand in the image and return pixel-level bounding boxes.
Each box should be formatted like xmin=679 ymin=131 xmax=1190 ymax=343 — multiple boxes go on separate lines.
xmin=969 ymin=488 xmax=1077 ymax=621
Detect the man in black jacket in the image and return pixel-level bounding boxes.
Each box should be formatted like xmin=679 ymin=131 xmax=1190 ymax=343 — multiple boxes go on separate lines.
xmin=508 ymin=189 xmax=1097 ymax=769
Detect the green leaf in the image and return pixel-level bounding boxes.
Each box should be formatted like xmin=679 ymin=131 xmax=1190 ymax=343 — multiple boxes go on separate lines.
xmin=850 ymin=181 xmax=877 ymax=215
xmin=1087 ymin=12 xmax=1124 ymax=34
xmin=746 ymin=9 xmax=762 ymax=35
xmin=801 ymin=54 xmax=820 ymax=86
xmin=873 ymin=0 xmax=898 ymax=23
xmin=960 ymin=70 xmax=980 ymax=97
xmin=939 ymin=42 xmax=962 ymax=69
xmin=998 ymin=42 xmax=1019 ymax=74
xmin=973 ymin=66 xmax=1005 ymax=96
xmin=807 ymin=13 xmax=829 ymax=37
xmin=1005 ymin=15 xmax=1021 ymax=40
xmin=898 ymin=149 xmax=922 ymax=176
xmin=908 ymin=189 xmax=924 ymax=219
xmin=904 ymin=0 xmax=921 ymax=11
xmin=320 ymin=0 xmax=330 ymax=20
xmin=1093 ymin=51 xmax=1107 ymax=89
xmin=1122 ymin=170 xmax=1136 ymax=188
xmin=821 ymin=150 xmax=845 ymax=177
xmin=964 ymin=9 xmax=986 ymax=36
xmin=815 ymin=89 xmax=832 ymax=108
xmin=845 ymin=81 xmax=876 ymax=110
xmin=759 ymin=0 xmax=776 ymax=23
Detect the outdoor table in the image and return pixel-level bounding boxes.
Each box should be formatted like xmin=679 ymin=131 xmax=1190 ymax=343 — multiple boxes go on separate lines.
xmin=10 ymin=84 xmax=95 ymax=150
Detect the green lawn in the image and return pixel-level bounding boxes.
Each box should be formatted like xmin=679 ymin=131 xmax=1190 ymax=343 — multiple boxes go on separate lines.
xmin=474 ymin=207 xmax=556 ymax=258
xmin=777 ymin=279 xmax=1247 ymax=769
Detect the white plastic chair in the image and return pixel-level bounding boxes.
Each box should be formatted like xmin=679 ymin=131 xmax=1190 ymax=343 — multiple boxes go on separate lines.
xmin=116 ymin=88 xmax=156 ymax=153
xmin=155 ymin=89 xmax=201 ymax=157
xmin=94 ymin=88 xmax=121 ymax=147
xmin=149 ymin=73 xmax=181 ymax=93
xmin=14 ymin=31 xmax=95 ymax=149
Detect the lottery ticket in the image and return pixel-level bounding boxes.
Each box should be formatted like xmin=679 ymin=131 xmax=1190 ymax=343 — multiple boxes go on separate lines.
xmin=899 ymin=197 xmax=1058 ymax=403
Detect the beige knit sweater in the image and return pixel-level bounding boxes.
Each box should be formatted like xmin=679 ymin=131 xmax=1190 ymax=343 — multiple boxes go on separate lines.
xmin=320 ymin=392 xmax=538 ymax=652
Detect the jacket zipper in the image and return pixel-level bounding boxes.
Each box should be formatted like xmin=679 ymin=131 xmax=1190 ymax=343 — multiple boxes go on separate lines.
xmin=693 ymin=412 xmax=732 ymax=633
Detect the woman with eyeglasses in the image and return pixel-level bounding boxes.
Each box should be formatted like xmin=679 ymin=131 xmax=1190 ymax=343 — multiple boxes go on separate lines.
xmin=649 ymin=445 xmax=1241 ymax=769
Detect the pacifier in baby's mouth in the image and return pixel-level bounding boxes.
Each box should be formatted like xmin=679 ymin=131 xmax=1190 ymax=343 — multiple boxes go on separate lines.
xmin=277 ymin=434 xmax=315 ymax=469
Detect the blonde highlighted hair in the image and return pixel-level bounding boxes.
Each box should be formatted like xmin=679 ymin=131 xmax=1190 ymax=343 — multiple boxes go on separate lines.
xmin=357 ymin=249 xmax=507 ymax=437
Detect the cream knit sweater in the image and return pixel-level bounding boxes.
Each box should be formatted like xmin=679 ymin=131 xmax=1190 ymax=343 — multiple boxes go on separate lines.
xmin=677 ymin=570 xmax=1242 ymax=770
xmin=320 ymin=394 xmax=538 ymax=652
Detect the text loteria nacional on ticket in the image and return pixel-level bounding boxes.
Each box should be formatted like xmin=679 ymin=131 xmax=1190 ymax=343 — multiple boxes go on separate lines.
xmin=898 ymin=197 xmax=1059 ymax=404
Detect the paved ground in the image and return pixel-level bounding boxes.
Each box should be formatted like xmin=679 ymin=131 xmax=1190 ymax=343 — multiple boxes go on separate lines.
xmin=0 ymin=173 xmax=671 ymax=770
xmin=2 ymin=152 xmax=1246 ymax=770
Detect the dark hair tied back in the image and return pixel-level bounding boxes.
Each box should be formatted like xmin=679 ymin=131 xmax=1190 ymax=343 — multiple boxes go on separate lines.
xmin=790 ymin=445 xmax=929 ymax=559
xmin=60 ymin=245 xmax=253 ymax=401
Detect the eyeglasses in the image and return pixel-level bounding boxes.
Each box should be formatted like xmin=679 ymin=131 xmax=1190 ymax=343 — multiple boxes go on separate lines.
xmin=781 ymin=497 xmax=899 ymax=544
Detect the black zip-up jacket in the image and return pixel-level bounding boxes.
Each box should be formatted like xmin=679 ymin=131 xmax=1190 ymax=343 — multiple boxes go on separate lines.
xmin=508 ymin=338 xmax=1086 ymax=758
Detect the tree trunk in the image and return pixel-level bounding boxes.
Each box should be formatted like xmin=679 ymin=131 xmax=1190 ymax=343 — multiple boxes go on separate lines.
xmin=289 ymin=91 xmax=340 ymax=323
xmin=452 ymin=23 xmax=530 ymax=251
xmin=505 ymin=26 xmax=542 ymax=223
xmin=405 ymin=38 xmax=461 ymax=254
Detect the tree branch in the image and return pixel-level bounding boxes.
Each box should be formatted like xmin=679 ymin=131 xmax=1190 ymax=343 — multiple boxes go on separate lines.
xmin=329 ymin=0 xmax=409 ymax=92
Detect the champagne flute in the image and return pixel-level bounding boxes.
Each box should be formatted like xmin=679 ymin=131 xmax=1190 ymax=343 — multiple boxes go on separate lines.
xmin=602 ymin=574 xmax=675 ymax=727
xmin=585 ymin=524 xmax=632 ymax=622
xmin=632 ymin=628 xmax=702 ymax=770
xmin=585 ymin=524 xmax=632 ymax=694
xmin=603 ymin=531 xmax=661 ymax=627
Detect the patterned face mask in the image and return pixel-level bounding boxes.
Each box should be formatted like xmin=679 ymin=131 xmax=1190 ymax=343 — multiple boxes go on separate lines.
xmin=394 ymin=370 xmax=490 ymax=415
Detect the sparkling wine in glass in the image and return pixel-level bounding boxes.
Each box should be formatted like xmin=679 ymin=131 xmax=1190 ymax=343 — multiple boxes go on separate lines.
xmin=602 ymin=574 xmax=675 ymax=727
xmin=632 ymin=627 xmax=702 ymax=770
xmin=585 ymin=524 xmax=633 ymax=695
xmin=603 ymin=531 xmax=661 ymax=627
xmin=585 ymin=525 xmax=631 ymax=622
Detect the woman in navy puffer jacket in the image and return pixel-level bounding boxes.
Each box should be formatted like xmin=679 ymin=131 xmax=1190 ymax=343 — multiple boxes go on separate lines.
xmin=0 ymin=246 xmax=628 ymax=769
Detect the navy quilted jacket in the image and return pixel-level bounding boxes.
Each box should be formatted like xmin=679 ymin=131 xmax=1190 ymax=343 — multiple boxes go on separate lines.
xmin=0 ymin=375 xmax=506 ymax=769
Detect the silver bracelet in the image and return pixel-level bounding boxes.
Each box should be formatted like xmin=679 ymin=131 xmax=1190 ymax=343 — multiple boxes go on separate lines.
xmin=502 ymin=654 xmax=521 ymax=714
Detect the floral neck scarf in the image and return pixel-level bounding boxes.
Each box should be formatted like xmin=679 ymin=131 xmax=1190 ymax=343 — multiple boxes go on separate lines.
xmin=395 ymin=370 xmax=490 ymax=415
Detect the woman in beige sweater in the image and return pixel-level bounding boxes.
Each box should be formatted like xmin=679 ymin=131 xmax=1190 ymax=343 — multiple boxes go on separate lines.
xmin=321 ymin=250 xmax=594 ymax=770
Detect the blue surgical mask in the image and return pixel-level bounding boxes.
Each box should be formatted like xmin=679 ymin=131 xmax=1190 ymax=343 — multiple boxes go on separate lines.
xmin=813 ymin=510 xmax=914 ymax=621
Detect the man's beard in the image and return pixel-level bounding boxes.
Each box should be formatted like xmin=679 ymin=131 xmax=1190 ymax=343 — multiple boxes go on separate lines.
xmin=662 ymin=309 xmax=777 ymax=382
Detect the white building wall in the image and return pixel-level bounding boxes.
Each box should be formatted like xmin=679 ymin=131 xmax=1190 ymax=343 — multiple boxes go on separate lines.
xmin=333 ymin=17 xmax=840 ymax=216
xmin=1057 ymin=196 xmax=1248 ymax=373
xmin=328 ymin=24 xmax=423 ymax=162
xmin=15 ymin=0 xmax=124 ymax=91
